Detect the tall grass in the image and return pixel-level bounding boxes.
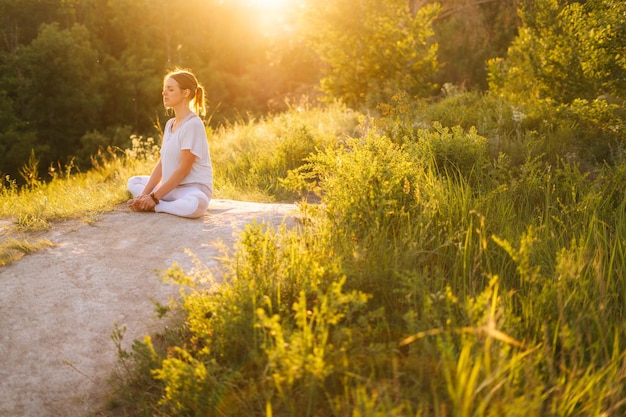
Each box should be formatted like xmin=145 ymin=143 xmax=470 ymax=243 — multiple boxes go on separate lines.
xmin=209 ymin=100 xmax=361 ymax=202
xmin=0 ymin=137 xmax=158 ymax=230
xmin=104 ymin=94 xmax=625 ymax=416
xmin=3 ymin=93 xmax=623 ymax=416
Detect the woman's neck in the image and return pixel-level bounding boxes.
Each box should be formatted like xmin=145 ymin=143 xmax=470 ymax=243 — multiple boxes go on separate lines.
xmin=173 ymin=103 xmax=193 ymax=121
xmin=170 ymin=105 xmax=194 ymax=132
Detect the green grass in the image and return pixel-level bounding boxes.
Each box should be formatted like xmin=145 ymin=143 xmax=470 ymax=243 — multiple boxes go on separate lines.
xmin=0 ymin=144 xmax=156 ymax=231
xmin=209 ymin=100 xmax=360 ymax=202
xmin=100 ymin=96 xmax=625 ymax=416
xmin=2 ymin=95 xmax=624 ymax=416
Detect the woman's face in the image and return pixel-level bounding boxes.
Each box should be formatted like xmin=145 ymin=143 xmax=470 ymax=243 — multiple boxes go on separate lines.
xmin=162 ymin=77 xmax=188 ymax=109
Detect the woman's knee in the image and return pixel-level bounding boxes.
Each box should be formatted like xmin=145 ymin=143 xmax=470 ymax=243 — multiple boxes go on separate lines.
xmin=197 ymin=196 xmax=209 ymax=212
xmin=152 ymin=189 xmax=209 ymax=218
xmin=127 ymin=176 xmax=147 ymax=197
xmin=187 ymin=194 xmax=209 ymax=218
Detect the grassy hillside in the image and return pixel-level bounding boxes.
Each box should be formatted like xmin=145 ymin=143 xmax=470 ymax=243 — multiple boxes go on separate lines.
xmin=2 ymin=95 xmax=625 ymax=416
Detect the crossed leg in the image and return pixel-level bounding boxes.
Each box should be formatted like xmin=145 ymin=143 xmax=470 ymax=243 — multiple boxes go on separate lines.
xmin=127 ymin=176 xmax=211 ymax=219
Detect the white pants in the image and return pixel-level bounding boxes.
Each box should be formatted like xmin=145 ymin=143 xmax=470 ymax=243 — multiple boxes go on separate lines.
xmin=127 ymin=176 xmax=211 ymax=219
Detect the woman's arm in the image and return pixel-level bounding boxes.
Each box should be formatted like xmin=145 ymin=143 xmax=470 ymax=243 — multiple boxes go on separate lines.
xmin=151 ymin=150 xmax=195 ymax=200
xmin=141 ymin=159 xmax=163 ymax=195
xmin=127 ymin=159 xmax=163 ymax=211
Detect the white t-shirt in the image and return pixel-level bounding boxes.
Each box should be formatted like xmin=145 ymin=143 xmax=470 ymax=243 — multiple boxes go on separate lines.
xmin=161 ymin=113 xmax=213 ymax=195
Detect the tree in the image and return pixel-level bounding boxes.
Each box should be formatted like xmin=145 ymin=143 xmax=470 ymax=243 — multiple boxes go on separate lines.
xmin=0 ymin=88 xmax=40 ymax=180
xmin=488 ymin=0 xmax=626 ymax=104
xmin=487 ymin=0 xmax=626 ymax=164
xmin=429 ymin=0 xmax=520 ymax=90
xmin=302 ymin=0 xmax=441 ymax=108
xmin=15 ymin=23 xmax=105 ymax=171
xmin=0 ymin=0 xmax=62 ymax=53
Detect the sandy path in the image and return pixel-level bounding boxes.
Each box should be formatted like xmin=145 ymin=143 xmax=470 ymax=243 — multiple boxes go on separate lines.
xmin=0 ymin=199 xmax=297 ymax=417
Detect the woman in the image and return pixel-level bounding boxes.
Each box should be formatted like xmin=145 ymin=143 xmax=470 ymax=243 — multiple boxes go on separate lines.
xmin=127 ymin=69 xmax=213 ymax=218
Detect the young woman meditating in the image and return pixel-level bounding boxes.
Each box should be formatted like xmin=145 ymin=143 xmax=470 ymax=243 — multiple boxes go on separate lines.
xmin=127 ymin=69 xmax=213 ymax=218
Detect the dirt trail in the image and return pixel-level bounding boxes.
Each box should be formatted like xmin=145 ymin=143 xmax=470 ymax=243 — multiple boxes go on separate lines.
xmin=0 ymin=199 xmax=297 ymax=417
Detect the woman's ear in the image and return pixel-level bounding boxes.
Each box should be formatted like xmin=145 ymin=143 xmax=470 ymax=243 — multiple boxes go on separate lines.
xmin=183 ymin=88 xmax=191 ymax=98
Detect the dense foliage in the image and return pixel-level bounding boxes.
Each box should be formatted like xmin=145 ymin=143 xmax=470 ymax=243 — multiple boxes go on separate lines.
xmin=0 ymin=0 xmax=524 ymax=182
xmin=488 ymin=0 xmax=626 ymax=165
xmin=301 ymin=0 xmax=441 ymax=108
xmin=0 ymin=0 xmax=315 ymax=179
xmin=105 ymin=98 xmax=625 ymax=416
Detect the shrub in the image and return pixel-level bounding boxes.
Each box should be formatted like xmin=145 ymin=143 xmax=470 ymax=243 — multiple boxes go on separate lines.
xmin=210 ymin=102 xmax=360 ymax=201
xmin=105 ymin=107 xmax=626 ymax=417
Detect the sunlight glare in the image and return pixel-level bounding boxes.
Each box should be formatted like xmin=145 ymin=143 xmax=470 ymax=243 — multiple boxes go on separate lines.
xmin=245 ymin=0 xmax=297 ymax=37
xmin=247 ymin=0 xmax=288 ymax=10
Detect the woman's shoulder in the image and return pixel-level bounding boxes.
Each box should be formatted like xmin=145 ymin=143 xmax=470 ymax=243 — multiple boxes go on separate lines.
xmin=184 ymin=114 xmax=206 ymax=131
xmin=186 ymin=114 xmax=204 ymax=126
xmin=180 ymin=114 xmax=207 ymax=141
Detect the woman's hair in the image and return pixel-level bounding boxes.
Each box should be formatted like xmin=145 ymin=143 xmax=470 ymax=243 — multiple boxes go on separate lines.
xmin=165 ymin=69 xmax=206 ymax=116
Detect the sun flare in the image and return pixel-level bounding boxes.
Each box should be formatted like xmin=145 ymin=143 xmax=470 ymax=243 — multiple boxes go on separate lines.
xmin=245 ymin=0 xmax=298 ymax=37
xmin=247 ymin=0 xmax=290 ymax=11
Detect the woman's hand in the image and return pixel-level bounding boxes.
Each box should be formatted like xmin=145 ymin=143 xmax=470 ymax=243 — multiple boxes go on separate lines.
xmin=127 ymin=194 xmax=157 ymax=212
